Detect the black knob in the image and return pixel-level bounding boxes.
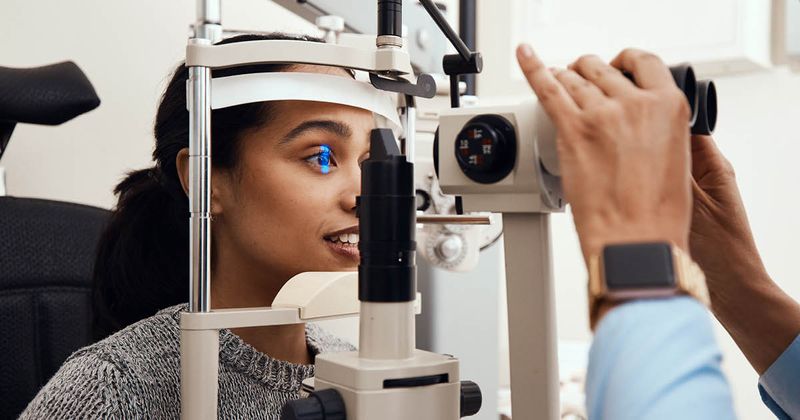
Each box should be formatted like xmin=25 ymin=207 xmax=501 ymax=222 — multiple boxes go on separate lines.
xmin=460 ymin=380 xmax=482 ymax=417
xmin=454 ymin=114 xmax=516 ymax=184
xmin=281 ymin=389 xmax=346 ymax=420
xmin=415 ymin=189 xmax=432 ymax=212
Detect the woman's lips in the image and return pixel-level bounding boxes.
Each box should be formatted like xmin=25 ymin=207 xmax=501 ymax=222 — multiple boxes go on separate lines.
xmin=324 ymin=239 xmax=360 ymax=263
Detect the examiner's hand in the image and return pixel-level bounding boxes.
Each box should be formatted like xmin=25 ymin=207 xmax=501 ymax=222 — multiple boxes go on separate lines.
xmin=689 ymin=135 xmax=800 ymax=375
xmin=516 ymin=45 xmax=694 ymax=260
xmin=689 ymin=135 xmax=768 ymax=293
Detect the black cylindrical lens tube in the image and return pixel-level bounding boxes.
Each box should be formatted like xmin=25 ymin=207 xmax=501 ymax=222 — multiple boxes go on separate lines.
xmin=358 ymin=128 xmax=416 ymax=302
xmin=378 ymin=0 xmax=403 ymax=37
xmin=691 ymin=80 xmax=717 ymax=135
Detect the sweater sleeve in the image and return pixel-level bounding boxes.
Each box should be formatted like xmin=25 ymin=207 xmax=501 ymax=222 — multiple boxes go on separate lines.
xmin=19 ymin=351 xmax=138 ymax=419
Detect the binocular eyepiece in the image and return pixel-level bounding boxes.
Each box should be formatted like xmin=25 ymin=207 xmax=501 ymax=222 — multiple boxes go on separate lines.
xmin=625 ymin=64 xmax=717 ymax=135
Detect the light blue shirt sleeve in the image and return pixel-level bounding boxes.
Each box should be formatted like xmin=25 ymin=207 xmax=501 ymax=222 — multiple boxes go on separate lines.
xmin=586 ymin=296 xmax=737 ymax=420
xmin=758 ymin=333 xmax=800 ymax=419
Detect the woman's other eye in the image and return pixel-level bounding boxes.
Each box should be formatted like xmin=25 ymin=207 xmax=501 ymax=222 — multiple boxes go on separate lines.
xmin=303 ymin=144 xmax=336 ymax=174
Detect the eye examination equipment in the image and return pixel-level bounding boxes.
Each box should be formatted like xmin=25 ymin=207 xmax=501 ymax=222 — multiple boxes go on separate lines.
xmin=182 ymin=1 xmax=718 ymax=419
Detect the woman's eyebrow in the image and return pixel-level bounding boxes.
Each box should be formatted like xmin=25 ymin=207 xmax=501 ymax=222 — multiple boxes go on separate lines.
xmin=278 ymin=120 xmax=353 ymax=146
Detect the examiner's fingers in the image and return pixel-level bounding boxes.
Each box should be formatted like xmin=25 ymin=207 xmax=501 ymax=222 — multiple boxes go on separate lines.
xmin=516 ymin=44 xmax=580 ymax=125
xmin=609 ymin=48 xmax=673 ymax=90
xmin=551 ymin=68 xmax=606 ymax=109
xmin=569 ymin=54 xmax=635 ymax=97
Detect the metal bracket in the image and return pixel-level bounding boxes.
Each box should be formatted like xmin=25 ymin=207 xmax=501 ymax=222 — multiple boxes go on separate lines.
xmin=370 ymin=73 xmax=437 ymax=99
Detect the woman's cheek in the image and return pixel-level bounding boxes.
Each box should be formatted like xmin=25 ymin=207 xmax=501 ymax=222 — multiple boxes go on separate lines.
xmin=272 ymin=178 xmax=322 ymax=217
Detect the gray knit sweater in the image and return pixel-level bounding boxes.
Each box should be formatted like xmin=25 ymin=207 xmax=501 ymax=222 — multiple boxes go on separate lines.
xmin=19 ymin=304 xmax=355 ymax=419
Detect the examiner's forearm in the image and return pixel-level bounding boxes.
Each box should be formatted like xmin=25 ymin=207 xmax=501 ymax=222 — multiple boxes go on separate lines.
xmin=707 ymin=263 xmax=800 ymax=374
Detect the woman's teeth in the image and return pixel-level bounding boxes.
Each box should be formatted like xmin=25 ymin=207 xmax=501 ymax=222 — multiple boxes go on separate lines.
xmin=327 ymin=233 xmax=359 ymax=244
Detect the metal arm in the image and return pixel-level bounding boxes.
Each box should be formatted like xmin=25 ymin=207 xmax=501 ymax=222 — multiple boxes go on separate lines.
xmin=417 ymin=0 xmax=482 ymax=108
xmin=417 ymin=0 xmax=470 ymax=61
xmin=272 ymin=0 xmax=450 ymax=74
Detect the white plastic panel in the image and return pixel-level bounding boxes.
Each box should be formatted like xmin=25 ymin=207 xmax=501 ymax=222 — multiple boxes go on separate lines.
xmin=208 ymin=72 xmax=403 ymax=134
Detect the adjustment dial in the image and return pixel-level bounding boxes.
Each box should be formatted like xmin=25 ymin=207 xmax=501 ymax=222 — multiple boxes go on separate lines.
xmin=454 ymin=115 xmax=516 ymax=184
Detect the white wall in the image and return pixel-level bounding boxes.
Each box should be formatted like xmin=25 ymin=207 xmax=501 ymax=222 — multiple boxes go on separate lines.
xmin=0 ymin=0 xmax=318 ymax=207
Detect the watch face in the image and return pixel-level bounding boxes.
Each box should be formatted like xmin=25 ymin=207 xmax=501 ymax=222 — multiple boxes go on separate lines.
xmin=603 ymin=243 xmax=675 ymax=290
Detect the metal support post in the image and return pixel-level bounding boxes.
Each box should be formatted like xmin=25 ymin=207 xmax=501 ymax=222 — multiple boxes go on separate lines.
xmin=502 ymin=213 xmax=560 ymax=420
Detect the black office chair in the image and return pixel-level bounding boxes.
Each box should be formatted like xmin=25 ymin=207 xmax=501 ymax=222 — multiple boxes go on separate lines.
xmin=0 ymin=61 xmax=105 ymax=419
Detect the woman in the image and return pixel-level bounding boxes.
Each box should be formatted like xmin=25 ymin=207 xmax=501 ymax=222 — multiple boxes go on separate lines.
xmin=21 ymin=33 xmax=369 ymax=419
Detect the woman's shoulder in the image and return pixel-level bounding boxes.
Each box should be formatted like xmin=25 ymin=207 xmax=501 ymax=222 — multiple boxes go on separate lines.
xmin=71 ymin=303 xmax=185 ymax=368
xmin=19 ymin=304 xmax=186 ymax=419
xmin=305 ymin=323 xmax=357 ymax=355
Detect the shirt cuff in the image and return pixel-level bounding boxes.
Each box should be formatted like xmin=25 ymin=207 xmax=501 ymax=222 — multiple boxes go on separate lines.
xmin=758 ymin=332 xmax=800 ymax=418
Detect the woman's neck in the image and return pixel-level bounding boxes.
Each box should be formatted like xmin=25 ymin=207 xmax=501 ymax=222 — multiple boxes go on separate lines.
xmin=210 ymin=249 xmax=312 ymax=365
xmin=229 ymin=323 xmax=311 ymax=365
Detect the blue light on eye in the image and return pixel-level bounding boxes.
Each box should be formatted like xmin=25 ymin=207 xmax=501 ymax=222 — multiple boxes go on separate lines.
xmin=319 ymin=144 xmax=331 ymax=174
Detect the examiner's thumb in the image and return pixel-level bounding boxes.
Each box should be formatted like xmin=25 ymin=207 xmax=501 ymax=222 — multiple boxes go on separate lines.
xmin=691 ymin=135 xmax=732 ymax=179
xmin=691 ymin=135 xmax=717 ymax=153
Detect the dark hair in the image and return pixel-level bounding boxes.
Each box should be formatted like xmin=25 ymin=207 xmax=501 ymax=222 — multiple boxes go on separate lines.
xmin=92 ymin=33 xmax=324 ymax=340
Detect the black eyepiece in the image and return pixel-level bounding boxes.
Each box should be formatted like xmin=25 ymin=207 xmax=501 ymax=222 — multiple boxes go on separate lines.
xmin=667 ymin=64 xmax=698 ymax=125
xmin=624 ymin=63 xmax=716 ymax=135
xmin=691 ymin=80 xmax=717 ymax=135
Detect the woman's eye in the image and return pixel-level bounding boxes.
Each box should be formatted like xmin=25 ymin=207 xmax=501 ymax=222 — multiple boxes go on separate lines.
xmin=304 ymin=144 xmax=336 ymax=174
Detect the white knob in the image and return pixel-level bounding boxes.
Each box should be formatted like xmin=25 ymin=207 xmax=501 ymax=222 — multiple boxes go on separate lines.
xmin=436 ymin=235 xmax=463 ymax=262
xmin=416 ymin=28 xmax=430 ymax=50
xmin=316 ymin=15 xmax=345 ymax=32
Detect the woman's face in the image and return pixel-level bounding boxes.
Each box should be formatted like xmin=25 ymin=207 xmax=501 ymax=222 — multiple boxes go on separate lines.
xmin=211 ymin=67 xmax=375 ymax=290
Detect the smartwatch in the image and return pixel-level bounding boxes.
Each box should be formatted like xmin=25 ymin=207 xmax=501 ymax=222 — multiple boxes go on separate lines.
xmin=588 ymin=242 xmax=710 ymax=329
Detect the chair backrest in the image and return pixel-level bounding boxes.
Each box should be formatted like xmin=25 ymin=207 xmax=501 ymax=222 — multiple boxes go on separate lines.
xmin=0 ymin=61 xmax=100 ymax=160
xmin=0 ymin=196 xmax=109 ymax=419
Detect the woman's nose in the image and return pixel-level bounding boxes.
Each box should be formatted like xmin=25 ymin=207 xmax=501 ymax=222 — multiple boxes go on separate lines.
xmin=341 ymin=163 xmax=361 ymax=213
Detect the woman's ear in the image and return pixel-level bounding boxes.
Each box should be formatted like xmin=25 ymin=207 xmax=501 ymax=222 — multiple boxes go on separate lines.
xmin=175 ymin=148 xmax=231 ymax=216
xmin=175 ymin=148 xmax=190 ymax=196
